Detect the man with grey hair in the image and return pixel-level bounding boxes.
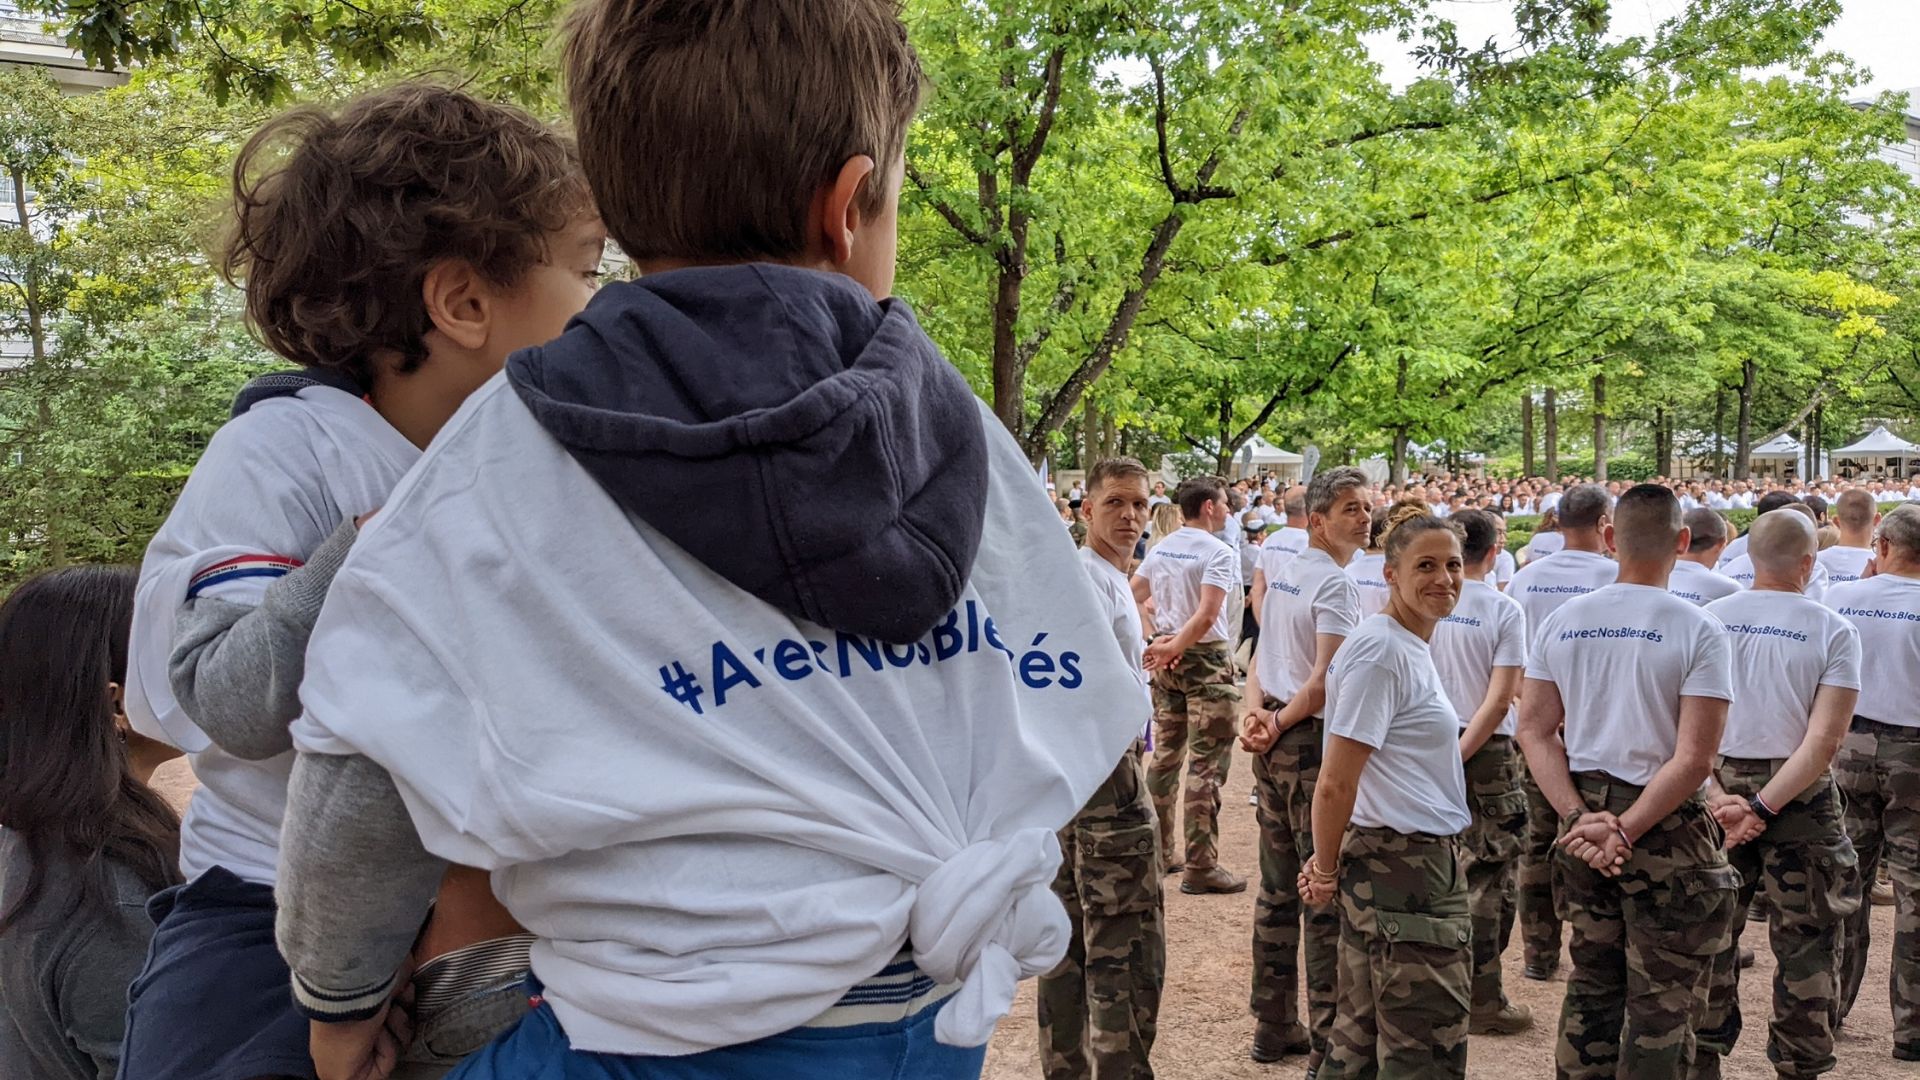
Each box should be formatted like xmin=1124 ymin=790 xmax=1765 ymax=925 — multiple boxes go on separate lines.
xmin=1693 ymin=510 xmax=1862 ymax=1077
xmin=1828 ymin=503 xmax=1920 ymax=1060
xmin=1670 ymin=509 xmax=1740 ymax=607
xmin=1505 ymin=482 xmax=1618 ymax=980
xmin=1240 ymin=466 xmax=1372 ymax=1068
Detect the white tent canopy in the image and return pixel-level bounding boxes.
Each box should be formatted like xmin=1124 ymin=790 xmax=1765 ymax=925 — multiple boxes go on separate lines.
xmin=1236 ymin=435 xmax=1304 ymax=466
xmin=1834 ymin=425 xmax=1920 ymax=455
xmin=1747 ymin=433 xmax=1804 ymax=460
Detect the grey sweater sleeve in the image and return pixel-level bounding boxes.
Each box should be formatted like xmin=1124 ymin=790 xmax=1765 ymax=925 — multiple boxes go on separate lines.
xmin=276 ymin=750 xmax=449 ymax=1022
xmin=167 ymin=518 xmax=358 ymax=760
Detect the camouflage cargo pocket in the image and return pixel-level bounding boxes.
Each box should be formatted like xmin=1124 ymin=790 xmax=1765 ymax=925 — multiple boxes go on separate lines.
xmin=1645 ymin=865 xmax=1742 ymax=957
xmin=1078 ymin=819 xmax=1161 ymax=918
xmin=1467 ymin=790 xmax=1529 ymax=863
xmin=1375 ymin=909 xmax=1473 ymax=1013
xmin=1807 ymin=840 xmax=1863 ymax=924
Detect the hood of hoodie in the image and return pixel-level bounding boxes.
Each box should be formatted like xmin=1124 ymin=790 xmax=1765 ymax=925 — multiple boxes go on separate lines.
xmin=507 ymin=263 xmax=988 ymax=645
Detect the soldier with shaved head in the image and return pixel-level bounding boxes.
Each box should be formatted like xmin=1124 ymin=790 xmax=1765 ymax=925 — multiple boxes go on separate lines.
xmin=1828 ymin=503 xmax=1920 ymax=1061
xmin=1694 ymin=510 xmax=1863 ymax=1079
xmin=1670 ymin=509 xmax=1740 ymax=607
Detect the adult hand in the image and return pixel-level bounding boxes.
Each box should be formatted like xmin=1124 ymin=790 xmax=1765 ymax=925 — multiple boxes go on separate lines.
xmin=1558 ymin=818 xmax=1628 ymax=877
xmin=1240 ymin=708 xmax=1277 ymax=754
xmin=1711 ymin=797 xmax=1766 ymax=848
xmin=1296 ymin=871 xmax=1337 ymax=908
xmin=1143 ymin=637 xmax=1183 ymax=672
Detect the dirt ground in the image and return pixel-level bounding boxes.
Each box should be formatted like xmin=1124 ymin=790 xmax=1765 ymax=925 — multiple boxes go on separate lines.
xmin=982 ymin=745 xmax=1918 ymax=1080
xmin=148 ymin=754 xmax=1911 ymax=1080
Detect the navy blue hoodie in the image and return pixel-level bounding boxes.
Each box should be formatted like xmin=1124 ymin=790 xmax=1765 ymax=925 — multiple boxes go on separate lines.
xmin=507 ymin=264 xmax=989 ymax=645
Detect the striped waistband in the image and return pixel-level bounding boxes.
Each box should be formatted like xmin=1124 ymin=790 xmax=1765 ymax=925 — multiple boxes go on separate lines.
xmin=804 ymin=952 xmax=960 ymax=1030
xmin=413 ymin=933 xmax=536 ymax=1016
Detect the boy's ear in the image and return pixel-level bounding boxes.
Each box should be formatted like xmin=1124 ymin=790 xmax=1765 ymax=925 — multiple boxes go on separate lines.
xmin=421 ymin=259 xmax=491 ymax=352
xmin=817 ymin=155 xmax=878 ymax=266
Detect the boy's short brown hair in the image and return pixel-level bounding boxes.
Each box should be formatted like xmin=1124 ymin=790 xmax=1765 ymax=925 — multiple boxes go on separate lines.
xmin=219 ymin=83 xmax=591 ymax=388
xmin=563 ymin=0 xmax=922 ymax=263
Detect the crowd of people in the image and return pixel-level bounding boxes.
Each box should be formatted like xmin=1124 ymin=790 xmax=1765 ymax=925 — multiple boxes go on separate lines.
xmin=1046 ymin=464 xmax=1917 ymax=1079
xmin=0 ymin=1 xmax=1915 ymax=1078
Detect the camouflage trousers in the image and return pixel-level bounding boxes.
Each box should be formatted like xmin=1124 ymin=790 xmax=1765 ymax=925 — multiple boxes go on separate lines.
xmin=1320 ymin=827 xmax=1472 ymax=1080
xmin=1695 ymin=760 xmax=1859 ymax=1079
xmin=1836 ymin=716 xmax=1920 ymax=1054
xmin=1518 ymin=756 xmax=1564 ymax=970
xmin=1460 ymin=736 xmax=1528 ymax=1017
xmin=1249 ymin=714 xmax=1339 ymax=1066
xmin=1145 ymin=641 xmax=1238 ymax=871
xmin=1553 ymin=772 xmax=1739 ymax=1080
xmin=1039 ymin=742 xmax=1167 ymax=1080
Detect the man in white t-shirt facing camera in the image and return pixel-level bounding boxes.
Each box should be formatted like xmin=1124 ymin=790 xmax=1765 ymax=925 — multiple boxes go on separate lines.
xmin=1504 ymin=482 xmax=1616 ymax=981
xmin=1133 ymin=477 xmax=1245 ymax=896
xmin=1828 ymin=502 xmax=1920 ymax=1060
xmin=1693 ymin=510 xmax=1862 ymax=1079
xmin=1669 ymin=509 xmax=1741 ymax=607
xmin=1518 ymin=484 xmax=1738 ymax=1080
xmin=1039 ymin=457 xmax=1166 ymax=1080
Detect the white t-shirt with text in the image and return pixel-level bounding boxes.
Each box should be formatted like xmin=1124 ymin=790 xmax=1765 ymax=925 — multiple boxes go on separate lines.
xmin=1255 ymin=547 xmax=1361 ymax=705
xmin=1706 ymin=589 xmax=1861 ymax=758
xmin=1508 ymin=549 xmax=1618 ymax=650
xmin=1817 ymin=546 xmax=1872 ymax=587
xmin=1345 ymin=551 xmax=1392 ymax=618
xmin=1082 ymin=547 xmax=1150 ymax=712
xmin=1825 ymin=574 xmax=1920 ymax=728
xmin=1720 ymin=553 xmax=1830 ymax=602
xmin=1430 ymin=580 xmax=1528 ymax=737
xmin=1669 ymin=559 xmax=1741 ymax=607
xmin=1525 ymin=583 xmax=1734 ymax=786
xmin=1326 ymin=615 xmax=1472 ymax=836
xmin=1135 ymin=526 xmax=1239 ymax=644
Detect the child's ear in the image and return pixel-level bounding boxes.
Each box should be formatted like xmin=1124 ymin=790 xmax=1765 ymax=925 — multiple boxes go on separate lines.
xmin=816 ymin=155 xmax=878 ymax=266
xmin=421 ymin=259 xmax=491 ymax=351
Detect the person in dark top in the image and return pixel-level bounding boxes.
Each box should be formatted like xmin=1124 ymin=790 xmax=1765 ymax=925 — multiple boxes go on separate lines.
xmin=0 ymin=565 xmax=182 ymax=1080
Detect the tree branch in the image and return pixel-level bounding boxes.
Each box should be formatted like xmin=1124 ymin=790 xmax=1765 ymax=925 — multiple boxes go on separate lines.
xmin=905 ymin=162 xmax=990 ymax=247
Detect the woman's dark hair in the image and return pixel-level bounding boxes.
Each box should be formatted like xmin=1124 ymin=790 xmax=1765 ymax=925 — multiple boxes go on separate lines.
xmin=0 ymin=566 xmax=181 ymax=932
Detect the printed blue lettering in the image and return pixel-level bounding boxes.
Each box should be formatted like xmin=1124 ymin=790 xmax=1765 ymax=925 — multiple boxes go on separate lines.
xmin=772 ymin=639 xmax=813 ymax=681
xmin=983 ymin=617 xmax=1015 ymax=661
xmin=932 ymin=609 xmax=965 ymax=660
xmin=1057 ymin=651 xmax=1084 ymax=689
xmin=838 ymin=632 xmax=886 ymax=676
xmin=710 ymin=641 xmax=762 ymax=706
xmin=1019 ymin=633 xmax=1056 ymax=688
xmin=883 ymin=641 xmax=918 ymax=668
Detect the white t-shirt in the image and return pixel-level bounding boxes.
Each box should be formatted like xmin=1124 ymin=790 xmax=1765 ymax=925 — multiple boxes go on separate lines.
xmin=1218 ymin=513 xmax=1244 ymax=552
xmin=1325 ymin=616 xmax=1472 ymax=836
xmin=1263 ymin=525 xmax=1310 ymax=559
xmin=1510 ymin=498 xmax=1537 ymax=516
xmin=1507 ymin=549 xmax=1618 ymax=650
xmin=292 ymin=388 xmax=1150 ymax=1054
xmin=1258 ymin=505 xmax=1282 ymax=526
xmin=128 ymin=387 xmax=420 ymax=886
xmin=1345 ymin=551 xmax=1391 ymax=618
xmin=1525 ymin=583 xmax=1734 ymax=786
xmin=1255 ymin=547 xmax=1361 ymax=704
xmin=1669 ymin=559 xmax=1741 ymax=607
xmin=1720 ymin=553 xmax=1830 ymax=602
xmin=1825 ymin=574 xmax=1920 ymax=727
xmin=1707 ymin=493 xmax=1731 ymax=510
xmin=1135 ymin=526 xmax=1239 ymax=644
xmin=1716 ymin=533 xmax=1750 ymax=569
xmin=1906 ymin=484 xmax=1920 ymax=501
xmin=1521 ymin=531 xmax=1565 ymax=565
xmin=1148 ymin=494 xmax=1170 ymax=508
xmin=1429 ymin=502 xmax=1451 ymax=518
xmin=1430 ymin=580 xmax=1528 ymax=736
xmin=1730 ymin=493 xmax=1755 ymax=510
xmin=1082 ymin=547 xmax=1151 ymax=717
xmin=1540 ymin=492 xmax=1564 ymax=514
xmin=1818 ymin=546 xmax=1873 ymax=586
xmin=1706 ymin=589 xmax=1861 ymax=758
xmin=1489 ymin=550 xmax=1517 ymax=588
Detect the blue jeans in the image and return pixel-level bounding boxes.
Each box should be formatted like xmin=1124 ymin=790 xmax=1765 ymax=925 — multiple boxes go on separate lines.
xmin=448 ymin=989 xmax=986 ymax=1080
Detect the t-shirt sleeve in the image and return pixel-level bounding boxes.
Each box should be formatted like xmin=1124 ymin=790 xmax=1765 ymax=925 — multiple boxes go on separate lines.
xmin=1522 ymin=607 xmax=1556 ymax=682
xmin=1681 ymin=617 xmax=1736 ymax=701
xmin=1494 ymin=599 xmax=1527 ymax=669
xmin=1204 ymin=543 xmax=1239 ymax=592
xmin=1823 ymin=621 xmax=1863 ymax=691
xmin=1326 ymin=636 xmax=1398 ymax=750
xmin=1312 ymin=575 xmax=1361 ymax=636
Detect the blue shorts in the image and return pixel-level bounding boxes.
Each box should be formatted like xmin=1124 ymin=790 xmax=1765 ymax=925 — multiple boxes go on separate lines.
xmin=448 ymin=981 xmax=986 ymax=1080
xmin=116 ymin=867 xmax=317 ymax=1080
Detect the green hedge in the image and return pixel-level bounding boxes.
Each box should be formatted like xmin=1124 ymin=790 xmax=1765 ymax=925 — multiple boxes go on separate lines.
xmin=0 ymin=472 xmax=189 ymax=591
xmin=1504 ymin=508 xmax=1760 ymax=555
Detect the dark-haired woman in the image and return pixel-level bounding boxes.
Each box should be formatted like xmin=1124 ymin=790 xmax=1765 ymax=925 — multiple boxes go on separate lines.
xmin=1301 ymin=516 xmax=1475 ymax=1079
xmin=0 ymin=565 xmax=183 ymax=1080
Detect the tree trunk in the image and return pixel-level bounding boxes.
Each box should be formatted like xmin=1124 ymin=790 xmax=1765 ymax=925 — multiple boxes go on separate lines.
xmin=1390 ymin=428 xmax=1410 ymax=488
xmin=1734 ymin=358 xmax=1756 ymax=481
xmin=1654 ymin=406 xmax=1672 ymax=477
xmin=1082 ymin=398 xmax=1099 ymax=469
xmin=1714 ymin=388 xmax=1727 ymax=476
xmin=1591 ymin=373 xmax=1609 ymax=483
xmin=1101 ymin=413 xmax=1118 ymax=465
xmin=1522 ymin=391 xmax=1536 ymax=477
xmin=10 ymin=166 xmax=45 ymax=364
xmin=1544 ymin=387 xmax=1560 ymax=482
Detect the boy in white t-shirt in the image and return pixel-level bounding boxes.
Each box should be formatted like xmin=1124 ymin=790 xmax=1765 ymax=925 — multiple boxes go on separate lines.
xmin=1037 ymin=459 xmax=1164 ymax=1080
xmin=1827 ymin=503 xmax=1920 ymax=1059
xmin=1518 ymin=484 xmax=1738 ymax=1080
xmin=120 ymin=87 xmax=600 ymax=1080
xmin=1429 ymin=510 xmax=1533 ymax=1036
xmin=1692 ymin=510 xmax=1862 ymax=1078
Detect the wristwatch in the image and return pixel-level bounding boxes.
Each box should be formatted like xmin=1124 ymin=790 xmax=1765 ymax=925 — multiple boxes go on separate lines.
xmin=1748 ymin=794 xmax=1779 ymax=824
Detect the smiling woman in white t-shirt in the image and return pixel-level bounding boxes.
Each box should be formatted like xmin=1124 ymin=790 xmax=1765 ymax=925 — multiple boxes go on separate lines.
xmin=1300 ymin=515 xmax=1475 ymax=1080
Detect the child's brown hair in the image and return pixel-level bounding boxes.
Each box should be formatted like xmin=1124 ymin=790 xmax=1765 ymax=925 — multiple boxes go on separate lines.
xmin=219 ymin=83 xmax=591 ymax=388
xmin=562 ymin=0 xmax=922 ymax=264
